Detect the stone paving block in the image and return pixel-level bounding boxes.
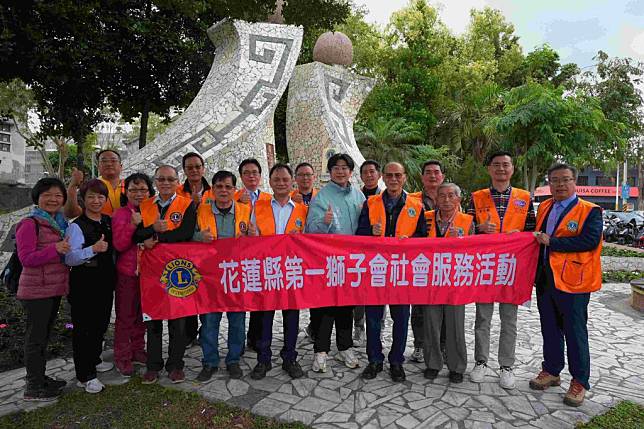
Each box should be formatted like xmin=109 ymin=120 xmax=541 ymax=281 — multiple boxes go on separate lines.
xmin=469 ymin=410 xmax=497 ymax=423
xmin=226 ymin=379 xmax=249 ymax=397
xmin=268 ymin=392 xmax=302 ymax=405
xmin=333 ymin=394 xmax=354 ymax=414
xmin=314 ymin=411 xmax=351 ymax=423
xmin=251 ymin=397 xmax=291 ymax=418
xmin=314 ymin=386 xmax=342 ymax=403
xmin=418 ymin=410 xmax=449 ymax=428
xmin=395 ymin=413 xmax=420 ymax=429
xmin=280 ymin=409 xmax=317 ymax=425
xmin=291 ymin=377 xmax=318 ymax=397
xmin=293 ymin=396 xmax=336 ymax=413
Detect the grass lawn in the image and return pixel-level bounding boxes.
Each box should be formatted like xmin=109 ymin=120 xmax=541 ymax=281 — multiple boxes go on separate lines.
xmin=578 ymin=401 xmax=644 ymax=429
xmin=0 ymin=378 xmax=309 ymax=429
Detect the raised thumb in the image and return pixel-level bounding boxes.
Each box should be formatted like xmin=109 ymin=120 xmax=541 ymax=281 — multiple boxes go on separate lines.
xmin=99 ymin=234 xmax=105 ymax=241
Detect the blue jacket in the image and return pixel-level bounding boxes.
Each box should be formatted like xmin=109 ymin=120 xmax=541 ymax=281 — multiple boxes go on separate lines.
xmin=305 ymin=181 xmax=366 ymax=235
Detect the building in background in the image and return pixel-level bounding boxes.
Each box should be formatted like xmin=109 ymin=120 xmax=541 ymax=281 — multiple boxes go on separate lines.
xmin=0 ymin=119 xmax=26 ymax=185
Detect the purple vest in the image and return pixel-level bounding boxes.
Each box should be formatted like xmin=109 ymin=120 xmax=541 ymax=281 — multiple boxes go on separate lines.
xmin=17 ymin=218 xmax=70 ymax=300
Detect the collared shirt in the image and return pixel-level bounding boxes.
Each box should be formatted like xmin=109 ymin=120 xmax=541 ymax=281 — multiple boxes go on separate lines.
xmin=467 ymin=186 xmax=537 ymax=232
xmin=422 ymin=191 xmax=437 ymax=211
xmin=546 ymin=193 xmax=577 ymax=236
xmin=362 ymin=186 xmax=381 ymax=198
xmin=154 ymin=193 xmax=177 ymax=218
xmin=246 ymin=188 xmax=260 ymax=205
xmin=271 ymin=198 xmax=295 ymax=235
xmin=212 ymin=201 xmax=236 ymax=239
xmin=301 ymin=191 xmax=314 ymax=206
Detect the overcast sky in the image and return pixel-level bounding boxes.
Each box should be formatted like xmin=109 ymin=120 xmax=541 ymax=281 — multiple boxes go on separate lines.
xmin=358 ymin=0 xmax=644 ymax=69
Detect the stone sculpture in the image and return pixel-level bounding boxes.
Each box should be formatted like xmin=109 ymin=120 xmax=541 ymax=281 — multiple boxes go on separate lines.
xmin=122 ymin=18 xmax=303 ymax=189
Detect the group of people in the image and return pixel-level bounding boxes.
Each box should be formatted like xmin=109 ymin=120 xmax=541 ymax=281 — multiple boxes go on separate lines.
xmin=14 ymin=148 xmax=602 ymax=409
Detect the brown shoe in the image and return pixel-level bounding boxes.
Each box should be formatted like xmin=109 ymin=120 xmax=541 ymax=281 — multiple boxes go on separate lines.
xmin=563 ymin=380 xmax=586 ymax=407
xmin=529 ymin=370 xmax=561 ymax=390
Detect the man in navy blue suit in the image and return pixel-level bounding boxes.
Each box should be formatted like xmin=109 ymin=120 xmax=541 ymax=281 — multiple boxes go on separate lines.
xmin=530 ymin=163 xmax=603 ymax=407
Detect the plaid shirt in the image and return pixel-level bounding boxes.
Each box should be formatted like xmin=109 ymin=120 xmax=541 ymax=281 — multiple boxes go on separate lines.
xmin=467 ymin=186 xmax=536 ymax=232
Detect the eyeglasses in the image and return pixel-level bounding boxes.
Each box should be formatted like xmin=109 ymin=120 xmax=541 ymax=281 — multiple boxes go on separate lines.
xmin=214 ymin=184 xmax=235 ymax=190
xmin=491 ymin=162 xmax=512 ymax=169
xmin=127 ymin=188 xmax=149 ymax=194
xmin=242 ymin=170 xmax=260 ymax=177
xmin=155 ymin=177 xmax=177 ymax=183
xmin=384 ymin=173 xmax=404 ymax=179
xmin=296 ymin=173 xmax=314 ymax=178
xmin=549 ymin=177 xmax=575 ymax=185
xmin=331 ymin=166 xmax=350 ymax=172
xmin=184 ymin=164 xmax=203 ymax=171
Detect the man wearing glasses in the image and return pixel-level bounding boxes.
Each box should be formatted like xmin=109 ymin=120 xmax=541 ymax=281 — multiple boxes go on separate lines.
xmin=467 ymin=151 xmax=536 ymax=390
xmin=177 ymin=152 xmax=211 ymax=206
xmin=291 ymin=162 xmax=318 ymax=205
xmin=134 ymin=165 xmax=197 ymax=385
xmin=65 ymin=149 xmax=125 ymax=218
xmin=235 ymin=158 xmax=272 ymax=206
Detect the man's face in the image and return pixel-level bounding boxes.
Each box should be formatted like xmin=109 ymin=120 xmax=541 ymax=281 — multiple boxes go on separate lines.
xmin=437 ymin=186 xmax=460 ymax=213
xmin=361 ymin=164 xmax=381 ymax=189
xmin=549 ymin=168 xmax=576 ymax=201
xmin=213 ymin=177 xmax=235 ymax=205
xmin=421 ymin=164 xmax=444 ymax=190
xmin=98 ymin=151 xmax=122 ymax=179
xmin=240 ymin=163 xmax=261 ymax=190
xmin=270 ymin=168 xmax=293 ymax=198
xmin=183 ymin=156 xmax=204 ymax=184
xmin=154 ymin=167 xmax=179 ymax=197
xmin=330 ymin=159 xmax=352 ymax=186
xmin=295 ymin=166 xmax=314 ymax=191
xmin=487 ymin=155 xmax=514 ymax=183
xmin=383 ymin=163 xmax=406 ymax=194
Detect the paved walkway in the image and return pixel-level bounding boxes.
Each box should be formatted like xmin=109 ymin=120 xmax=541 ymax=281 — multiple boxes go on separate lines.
xmin=1 ymin=282 xmax=642 ymax=428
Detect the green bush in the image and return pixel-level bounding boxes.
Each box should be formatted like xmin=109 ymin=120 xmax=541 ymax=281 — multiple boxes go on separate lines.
xmin=602 ymin=270 xmax=642 ymax=283
xmin=601 ymin=247 xmax=644 ymax=258
xmin=578 ymin=401 xmax=644 ymax=429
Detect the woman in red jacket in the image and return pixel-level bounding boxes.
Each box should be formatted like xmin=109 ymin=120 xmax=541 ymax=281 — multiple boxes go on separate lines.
xmin=16 ymin=178 xmax=71 ymax=401
xmin=111 ymin=173 xmax=154 ymax=376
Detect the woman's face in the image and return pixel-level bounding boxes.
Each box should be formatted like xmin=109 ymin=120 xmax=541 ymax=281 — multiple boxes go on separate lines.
xmin=126 ymin=180 xmax=150 ymax=207
xmin=84 ymin=190 xmax=107 ymax=216
xmin=37 ymin=186 xmax=65 ymax=215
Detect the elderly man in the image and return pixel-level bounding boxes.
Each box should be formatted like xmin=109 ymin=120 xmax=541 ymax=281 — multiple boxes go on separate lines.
xmin=290 ymin=162 xmax=318 ymax=206
xmin=467 ymin=151 xmax=536 ymax=389
xmin=422 ymin=183 xmax=473 ymax=383
xmin=356 ymin=162 xmax=427 ymax=382
xmin=531 ymin=163 xmax=602 ymax=407
xmin=65 ymin=149 xmax=124 ymax=218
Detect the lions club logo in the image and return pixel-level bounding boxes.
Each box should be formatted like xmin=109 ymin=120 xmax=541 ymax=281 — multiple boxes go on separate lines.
xmin=455 ymin=227 xmax=464 ymax=237
xmin=169 ymin=211 xmax=183 ymax=224
xmin=160 ymin=259 xmax=201 ymax=298
xmin=407 ymin=207 xmax=417 ymax=217
xmin=566 ymin=220 xmax=579 ymax=232
xmin=295 ymin=218 xmax=303 ymax=229
xmin=514 ymin=199 xmax=526 ymax=208
xmin=239 ymin=221 xmax=248 ymax=233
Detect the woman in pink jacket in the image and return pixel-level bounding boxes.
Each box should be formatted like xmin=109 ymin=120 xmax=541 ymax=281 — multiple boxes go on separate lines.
xmin=111 ymin=173 xmax=154 ymax=376
xmin=16 ymin=178 xmax=71 ymax=401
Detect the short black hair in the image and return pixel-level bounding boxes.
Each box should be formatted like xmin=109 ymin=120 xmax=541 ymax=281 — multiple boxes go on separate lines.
xmin=80 ymin=178 xmax=109 ymax=200
xmin=360 ymin=160 xmax=380 ymax=174
xmin=295 ymin=162 xmax=314 ymax=174
xmin=31 ymin=177 xmax=67 ymax=205
xmin=238 ymin=158 xmax=262 ymax=175
xmin=212 ymin=170 xmax=237 ymax=186
xmin=96 ymin=149 xmax=121 ymax=162
xmin=121 ymin=173 xmax=154 ymax=206
xmin=270 ymin=163 xmax=293 ymax=178
xmin=422 ymin=160 xmax=443 ymax=174
xmin=486 ymin=151 xmax=513 ymax=166
xmin=327 ymin=153 xmax=355 ymax=173
xmin=547 ymin=163 xmax=578 ymax=180
xmin=182 ymin=152 xmax=204 ymax=169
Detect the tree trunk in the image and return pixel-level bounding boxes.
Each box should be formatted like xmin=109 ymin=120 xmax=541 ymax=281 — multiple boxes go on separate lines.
xmin=529 ymin=164 xmax=539 ymax=196
xmin=37 ymin=146 xmax=55 ymax=177
xmin=522 ymin=163 xmax=529 ymax=191
xmin=54 ymin=137 xmax=68 ymax=180
xmin=139 ymin=100 xmax=150 ymax=149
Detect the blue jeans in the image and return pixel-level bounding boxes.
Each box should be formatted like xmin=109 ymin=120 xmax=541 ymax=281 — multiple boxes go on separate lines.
xmin=199 ymin=312 xmax=245 ymax=367
xmin=256 ymin=309 xmax=299 ymax=364
xmin=536 ymin=266 xmax=591 ymax=390
xmin=366 ymin=304 xmax=410 ymax=365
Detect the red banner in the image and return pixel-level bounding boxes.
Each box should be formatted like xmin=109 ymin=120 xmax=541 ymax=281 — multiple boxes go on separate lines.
xmin=139 ymin=233 xmax=539 ymax=320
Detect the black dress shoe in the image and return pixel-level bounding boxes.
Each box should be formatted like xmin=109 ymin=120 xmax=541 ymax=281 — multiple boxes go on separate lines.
xmin=361 ymin=362 xmax=384 ymax=380
xmin=449 ymin=371 xmax=464 ymax=383
xmin=389 ymin=364 xmax=406 ymax=382
xmin=227 ymin=363 xmax=243 ymax=379
xmin=424 ymin=368 xmax=439 ymax=380
xmin=250 ymin=362 xmax=272 ymax=380
xmin=196 ymin=365 xmax=218 ymax=382
xmin=282 ymin=361 xmax=304 ymax=379
xmin=44 ymin=375 xmax=66 ymax=390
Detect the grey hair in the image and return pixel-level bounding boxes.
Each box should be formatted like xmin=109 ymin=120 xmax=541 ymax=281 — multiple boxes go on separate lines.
xmin=437 ymin=182 xmax=462 ymax=198
xmin=154 ymin=164 xmax=179 ymax=177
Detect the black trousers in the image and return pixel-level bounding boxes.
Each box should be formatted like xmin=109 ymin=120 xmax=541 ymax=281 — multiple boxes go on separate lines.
xmin=146 ymin=318 xmax=188 ymax=372
xmin=68 ymin=282 xmax=114 ymax=383
xmin=20 ymin=296 xmax=62 ymax=388
xmin=247 ymin=311 xmax=263 ymax=348
xmin=185 ymin=315 xmax=199 ymax=342
xmin=312 ymin=306 xmax=354 ymax=353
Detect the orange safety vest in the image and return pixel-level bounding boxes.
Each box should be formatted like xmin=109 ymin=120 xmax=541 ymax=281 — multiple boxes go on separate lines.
xmin=254 ymin=199 xmax=308 ymax=235
xmin=234 ymin=189 xmax=271 ymax=205
xmin=471 ymin=188 xmax=531 ymax=233
xmin=290 ymin=188 xmax=318 ymax=200
xmin=176 ymin=179 xmax=210 ymax=201
xmin=140 ymin=194 xmax=193 ymax=231
xmin=368 ymin=192 xmax=423 ymax=238
xmin=98 ymin=177 xmax=125 ymax=216
xmin=536 ymin=197 xmax=602 ymax=294
xmin=426 ymin=211 xmax=474 ymax=238
xmin=196 ymin=198 xmax=251 ymax=239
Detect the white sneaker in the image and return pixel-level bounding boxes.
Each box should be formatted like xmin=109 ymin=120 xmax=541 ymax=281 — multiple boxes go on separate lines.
xmin=411 ymin=347 xmax=424 ymax=362
xmin=499 ymin=366 xmax=516 ymax=389
xmin=77 ymin=378 xmax=105 ymax=394
xmin=336 ymin=349 xmax=360 ymax=369
xmin=96 ymin=361 xmax=114 ymax=373
xmin=470 ymin=361 xmax=488 ymax=383
xmin=352 ymin=326 xmax=365 ymax=347
xmin=312 ymin=352 xmax=328 ymax=373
